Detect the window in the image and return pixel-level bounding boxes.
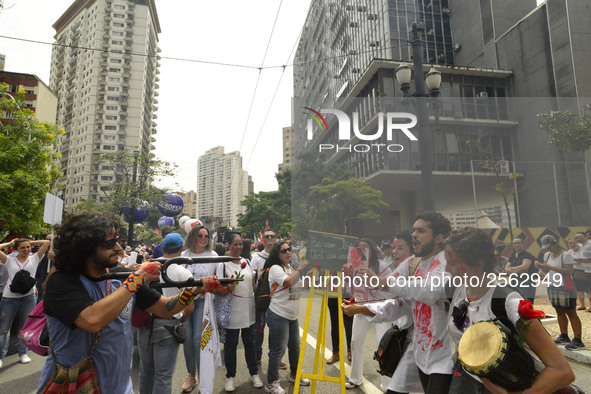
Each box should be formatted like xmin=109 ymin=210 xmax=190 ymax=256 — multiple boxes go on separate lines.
xmin=108 ymin=77 xmax=120 ymax=82
xmin=109 ymin=68 xmax=121 ymax=72
xmin=104 ymin=125 xmax=117 ymax=130
xmin=106 ymin=115 xmax=118 ymax=120
xmin=113 ymin=13 xmax=125 ymax=18
xmin=106 ymin=96 xmax=119 ymax=101
xmin=110 ymin=58 xmax=122 ymax=63
xmin=103 ymin=146 xmax=115 ymax=151
xmin=111 ymin=40 xmax=123 ymax=45
xmin=107 ymin=86 xmax=120 ymax=91
xmin=114 ymin=4 xmax=125 ymax=9
xmin=106 ymin=105 xmax=118 ymax=110
xmin=112 ymin=31 xmax=124 ymax=37
xmin=101 ymin=175 xmax=114 ymax=180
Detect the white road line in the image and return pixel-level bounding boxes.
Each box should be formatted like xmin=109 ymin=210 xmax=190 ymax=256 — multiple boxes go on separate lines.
xmin=299 ymin=327 xmax=384 ymax=394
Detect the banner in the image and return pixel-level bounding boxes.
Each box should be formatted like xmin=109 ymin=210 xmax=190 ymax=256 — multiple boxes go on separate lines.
xmin=199 ymin=293 xmax=222 ymax=394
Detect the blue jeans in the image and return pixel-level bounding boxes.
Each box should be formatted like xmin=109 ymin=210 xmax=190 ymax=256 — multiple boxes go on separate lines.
xmin=183 ymin=298 xmax=204 ymax=375
xmin=138 ymin=319 xmax=181 ymax=394
xmin=266 ymin=309 xmax=301 ymax=383
xmin=225 ymin=323 xmax=258 ymax=378
xmin=0 ymin=295 xmax=35 ymax=359
xmin=255 ymin=311 xmax=266 ymax=361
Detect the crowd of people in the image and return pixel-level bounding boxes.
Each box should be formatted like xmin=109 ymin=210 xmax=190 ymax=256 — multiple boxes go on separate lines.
xmin=0 ymin=211 xmax=589 ymax=393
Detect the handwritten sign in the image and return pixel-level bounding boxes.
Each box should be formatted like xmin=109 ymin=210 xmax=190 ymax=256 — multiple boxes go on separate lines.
xmin=306 ymin=230 xmax=358 ymax=271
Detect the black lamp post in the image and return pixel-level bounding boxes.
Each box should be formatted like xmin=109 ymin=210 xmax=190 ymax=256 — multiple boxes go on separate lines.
xmin=395 ymin=22 xmax=441 ymax=211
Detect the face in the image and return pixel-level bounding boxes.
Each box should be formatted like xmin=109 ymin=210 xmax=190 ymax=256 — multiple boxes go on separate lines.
xmin=412 ymin=219 xmax=436 ymax=258
xmin=444 ymin=246 xmax=468 ymax=277
xmin=92 ymin=228 xmax=122 ymax=269
xmin=512 ymin=238 xmax=524 ymax=253
xmin=229 ymin=237 xmax=243 ymax=257
xmin=382 ymin=246 xmax=392 ymax=257
xmin=279 ymin=243 xmax=292 ymax=265
xmin=568 ymin=239 xmax=578 ymax=250
xmin=263 ymin=231 xmax=277 ymax=248
xmin=575 ymin=233 xmax=586 ymax=244
xmin=392 ymin=238 xmax=411 ymax=265
xmin=194 ymin=228 xmax=210 ymax=250
xmin=17 ymin=241 xmax=31 ymax=257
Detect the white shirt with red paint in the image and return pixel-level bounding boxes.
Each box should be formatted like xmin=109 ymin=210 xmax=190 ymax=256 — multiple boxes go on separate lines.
xmin=386 ymin=251 xmax=454 ymax=375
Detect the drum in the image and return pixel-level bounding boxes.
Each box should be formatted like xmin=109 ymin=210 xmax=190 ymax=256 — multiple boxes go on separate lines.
xmin=457 ymin=321 xmax=536 ymax=391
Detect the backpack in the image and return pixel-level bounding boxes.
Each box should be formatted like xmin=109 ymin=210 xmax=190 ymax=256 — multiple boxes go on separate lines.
xmin=373 ymin=324 xmax=408 ymax=377
xmin=10 ymin=268 xmax=37 ymax=294
xmin=254 ymin=265 xmax=283 ymax=313
xmin=20 ymin=300 xmax=49 ymax=356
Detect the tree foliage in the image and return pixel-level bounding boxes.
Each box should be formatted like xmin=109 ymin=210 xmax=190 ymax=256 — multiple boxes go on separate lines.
xmin=0 ymin=85 xmax=62 ymax=236
xmin=537 ymin=106 xmax=591 ymax=153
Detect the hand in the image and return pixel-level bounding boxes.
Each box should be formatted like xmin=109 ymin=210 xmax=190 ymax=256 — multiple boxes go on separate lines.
xmin=341 ymin=303 xmax=361 ymax=317
xmin=481 ymin=378 xmax=509 ymax=394
xmin=179 ymin=313 xmax=189 ymax=323
xmin=137 ymin=261 xmax=161 ymax=282
xmin=225 ymin=281 xmax=236 ymax=293
xmin=359 ymin=267 xmax=377 ymax=278
xmin=534 ymin=261 xmax=544 ymax=270
xmin=202 ymin=275 xmax=221 ymax=293
xmin=342 ymin=264 xmax=353 ymax=277
xmin=300 ymin=260 xmax=310 ymax=270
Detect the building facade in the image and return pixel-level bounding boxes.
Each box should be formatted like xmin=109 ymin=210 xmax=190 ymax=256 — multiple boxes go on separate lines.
xmin=0 ymin=71 xmax=58 ymax=124
xmin=49 ymin=0 xmax=161 ymax=210
xmin=278 ymin=126 xmax=296 ymax=172
xmin=196 ymin=146 xmax=251 ymax=228
xmin=179 ymin=190 xmax=197 ymax=218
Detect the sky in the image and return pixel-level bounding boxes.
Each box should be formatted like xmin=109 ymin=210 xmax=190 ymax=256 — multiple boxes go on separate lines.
xmin=0 ymin=0 xmax=312 ymax=193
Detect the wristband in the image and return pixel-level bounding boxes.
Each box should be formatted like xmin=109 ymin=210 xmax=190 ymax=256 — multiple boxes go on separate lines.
xmin=122 ymin=272 xmax=144 ymax=293
xmin=178 ymin=288 xmax=196 ymax=306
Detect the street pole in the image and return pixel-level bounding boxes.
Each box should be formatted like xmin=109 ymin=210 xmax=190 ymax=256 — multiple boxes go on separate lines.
xmin=410 ymin=23 xmax=435 ymax=211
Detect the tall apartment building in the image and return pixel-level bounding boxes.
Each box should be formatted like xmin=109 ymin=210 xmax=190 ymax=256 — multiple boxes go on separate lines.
xmin=0 ymin=71 xmax=58 ymax=123
xmin=179 ymin=190 xmax=197 ymax=218
xmin=196 ymin=146 xmax=251 ymax=228
xmin=49 ymin=0 xmax=161 ymax=210
xmin=278 ymin=126 xmax=296 ymax=172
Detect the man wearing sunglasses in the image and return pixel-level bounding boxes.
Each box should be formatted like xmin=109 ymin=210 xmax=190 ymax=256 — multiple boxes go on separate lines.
xmin=38 ymin=212 xmax=221 ymax=393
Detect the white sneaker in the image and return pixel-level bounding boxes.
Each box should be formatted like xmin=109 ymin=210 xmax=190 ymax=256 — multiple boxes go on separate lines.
xmin=289 ymin=374 xmax=311 ymax=386
xmin=251 ymin=374 xmax=264 ymax=388
xmin=224 ymin=377 xmax=235 ymax=392
xmin=264 ymin=379 xmax=285 ymax=394
xmin=19 ymin=355 xmax=32 ymax=364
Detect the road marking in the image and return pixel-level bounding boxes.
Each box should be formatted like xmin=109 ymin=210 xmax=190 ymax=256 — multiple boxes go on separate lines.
xmin=299 ymin=327 xmax=384 ymax=394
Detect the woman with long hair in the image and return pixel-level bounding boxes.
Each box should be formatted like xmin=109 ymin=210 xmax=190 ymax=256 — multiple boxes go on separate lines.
xmin=445 ymin=228 xmax=574 ymax=393
xmin=179 ymin=225 xmax=220 ymax=392
xmin=0 ymin=237 xmax=50 ymax=368
xmin=568 ymin=238 xmax=591 ymax=311
xmin=217 ymin=234 xmax=263 ymax=391
xmin=264 ymin=241 xmax=310 ymax=394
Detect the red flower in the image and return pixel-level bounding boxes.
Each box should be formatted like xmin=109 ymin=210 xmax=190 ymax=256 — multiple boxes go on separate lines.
xmin=315 ymin=263 xmax=321 ymax=270
xmin=518 ymin=300 xmax=546 ymax=319
xmin=241 ymin=261 xmax=247 ymax=269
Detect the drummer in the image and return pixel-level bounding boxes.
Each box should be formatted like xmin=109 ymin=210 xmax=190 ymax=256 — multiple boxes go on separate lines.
xmin=444 ymin=227 xmax=574 ymax=393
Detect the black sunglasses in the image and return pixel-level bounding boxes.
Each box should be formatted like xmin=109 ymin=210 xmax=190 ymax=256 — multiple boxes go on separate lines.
xmin=279 ymin=247 xmax=292 ymax=254
xmin=196 ymin=234 xmax=209 ymax=239
xmin=101 ymin=237 xmax=120 ymax=249
xmin=452 ymin=300 xmax=470 ymax=330
xmin=264 ymin=234 xmax=277 ymax=239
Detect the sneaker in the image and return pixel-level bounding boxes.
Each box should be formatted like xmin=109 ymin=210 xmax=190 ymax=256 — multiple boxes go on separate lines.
xmin=345 ymin=379 xmax=359 ymax=389
xmin=326 ymin=354 xmax=339 ymax=364
xmin=289 ymin=374 xmax=311 ymax=386
xmin=19 ymin=355 xmax=32 ymax=364
xmin=565 ymin=338 xmax=586 ymax=351
xmin=251 ymin=374 xmax=264 ymax=388
xmin=264 ymin=379 xmax=286 ymax=394
xmin=279 ymin=361 xmax=287 ymax=370
xmin=554 ymin=334 xmax=571 ymax=344
xmin=224 ymin=377 xmax=236 ymax=392
xmin=182 ymin=374 xmax=198 ymax=393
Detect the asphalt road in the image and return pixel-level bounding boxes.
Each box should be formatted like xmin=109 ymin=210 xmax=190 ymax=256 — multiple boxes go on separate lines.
xmin=1 ymin=295 xmax=590 ymax=393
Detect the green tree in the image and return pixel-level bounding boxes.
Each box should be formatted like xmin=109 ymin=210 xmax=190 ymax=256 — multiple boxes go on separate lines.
xmin=537 ymin=106 xmax=591 ymax=153
xmin=307 ymin=177 xmax=388 ymax=235
xmin=0 ymin=85 xmax=61 ymax=235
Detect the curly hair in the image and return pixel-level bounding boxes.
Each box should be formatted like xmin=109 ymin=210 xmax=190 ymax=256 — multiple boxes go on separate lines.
xmin=263 ymin=240 xmax=290 ymax=271
xmin=53 ymin=212 xmax=120 ymax=274
xmin=444 ymin=227 xmax=497 ymax=272
xmin=394 ymin=229 xmax=413 ymax=251
xmin=184 ymin=225 xmax=213 ymax=252
xmin=415 ymin=211 xmax=452 ymax=239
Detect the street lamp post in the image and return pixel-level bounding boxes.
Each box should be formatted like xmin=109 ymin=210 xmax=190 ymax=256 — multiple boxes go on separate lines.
xmin=395 ymin=22 xmax=441 ymax=211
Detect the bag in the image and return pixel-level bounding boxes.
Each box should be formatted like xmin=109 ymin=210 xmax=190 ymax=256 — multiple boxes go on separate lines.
xmin=373 ymin=324 xmax=408 ymax=377
xmin=255 ymin=265 xmax=284 ymax=314
xmin=10 ymin=269 xmax=37 ymax=294
xmin=20 ymin=300 xmax=49 ymax=356
xmin=163 ymin=323 xmax=187 ymax=344
xmin=213 ymin=263 xmax=233 ymax=327
xmin=131 ymin=308 xmax=152 ymax=328
xmin=573 ymin=270 xmax=587 ymax=281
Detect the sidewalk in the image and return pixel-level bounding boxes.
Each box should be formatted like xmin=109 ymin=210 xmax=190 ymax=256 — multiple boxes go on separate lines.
xmin=557 ymin=344 xmax=591 ymax=365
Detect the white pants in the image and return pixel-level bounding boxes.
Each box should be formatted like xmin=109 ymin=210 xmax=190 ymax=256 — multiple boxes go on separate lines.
xmin=349 ymin=314 xmax=390 ymax=388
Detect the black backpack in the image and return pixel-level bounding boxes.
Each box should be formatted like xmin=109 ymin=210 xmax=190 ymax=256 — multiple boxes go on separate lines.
xmin=254 ymin=265 xmax=284 ymax=313
xmin=374 ymin=324 xmax=408 ymax=377
xmin=10 ymin=269 xmax=37 ymax=294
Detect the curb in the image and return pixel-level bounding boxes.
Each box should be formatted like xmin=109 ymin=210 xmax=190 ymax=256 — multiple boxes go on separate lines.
xmin=557 ymin=344 xmax=591 ymax=365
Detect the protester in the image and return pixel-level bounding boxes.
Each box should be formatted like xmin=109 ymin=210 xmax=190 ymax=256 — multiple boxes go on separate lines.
xmin=37 ymin=212 xmax=220 ymax=392
xmin=180 ymin=225 xmax=220 ymax=392
xmin=241 ymin=238 xmax=253 ymax=262
xmin=445 ymin=227 xmax=575 ymax=393
xmin=152 ymin=227 xmax=173 ymax=259
xmin=568 ymin=238 xmax=591 ymax=311
xmin=536 ymin=234 xmax=585 ymax=350
xmin=137 ymin=232 xmax=195 ymax=394
xmin=264 ymin=241 xmax=310 ymax=394
xmin=505 ymin=237 xmax=537 ymax=303
xmin=217 ymin=234 xmax=263 ymax=391
xmin=0 ymin=237 xmax=50 ymax=368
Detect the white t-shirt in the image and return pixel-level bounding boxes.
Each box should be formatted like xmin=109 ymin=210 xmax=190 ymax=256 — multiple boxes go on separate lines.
xmin=268 ymin=264 xmax=302 ymax=321
xmin=181 ymin=249 xmax=219 ymax=300
xmin=387 ymin=251 xmax=454 ymax=375
xmin=570 ymin=249 xmax=583 ymax=271
xmin=545 ymin=251 xmax=574 ymax=287
xmin=159 ymin=263 xmax=193 ymax=319
xmin=579 ymin=241 xmax=591 ymax=272
xmin=3 ymin=254 xmax=41 ymax=298
xmin=216 ymin=258 xmax=256 ymax=329
xmin=250 ymin=251 xmax=269 ymax=273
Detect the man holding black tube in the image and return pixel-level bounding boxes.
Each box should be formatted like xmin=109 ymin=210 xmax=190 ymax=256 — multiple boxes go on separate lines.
xmin=37 ymin=212 xmax=221 ymax=393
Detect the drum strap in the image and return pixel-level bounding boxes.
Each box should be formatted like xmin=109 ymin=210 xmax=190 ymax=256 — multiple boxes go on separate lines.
xmin=490 ymin=285 xmax=519 ymax=335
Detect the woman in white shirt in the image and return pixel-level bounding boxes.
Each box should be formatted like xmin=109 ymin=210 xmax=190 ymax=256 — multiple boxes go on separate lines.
xmin=0 ymin=237 xmax=49 ymax=367
xmin=217 ymin=234 xmax=263 ymax=391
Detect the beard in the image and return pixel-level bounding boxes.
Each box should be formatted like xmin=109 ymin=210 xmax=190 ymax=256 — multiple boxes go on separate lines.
xmin=414 ymin=238 xmax=435 ymax=258
xmin=92 ymin=253 xmax=119 ymax=271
